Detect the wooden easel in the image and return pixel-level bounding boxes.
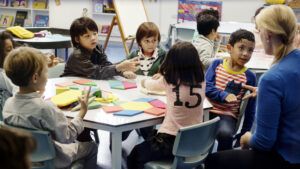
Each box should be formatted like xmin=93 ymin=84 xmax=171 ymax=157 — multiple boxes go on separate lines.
xmin=103 ymin=15 xmax=135 ymax=55
xmin=103 ymin=0 xmax=148 ymax=56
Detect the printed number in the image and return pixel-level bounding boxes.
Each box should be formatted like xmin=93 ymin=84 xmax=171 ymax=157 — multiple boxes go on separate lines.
xmin=172 ymin=84 xmax=202 ymax=108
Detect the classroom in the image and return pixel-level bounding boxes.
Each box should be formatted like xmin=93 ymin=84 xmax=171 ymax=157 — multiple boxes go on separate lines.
xmin=1 ymin=0 xmax=300 ymax=169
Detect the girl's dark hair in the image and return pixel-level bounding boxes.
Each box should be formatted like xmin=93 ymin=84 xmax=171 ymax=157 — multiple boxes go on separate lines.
xmin=159 ymin=41 xmax=204 ymax=86
xmin=70 ymin=17 xmax=98 ymax=47
xmin=228 ymin=29 xmax=255 ymax=46
xmin=0 ymin=31 xmax=14 ymax=68
xmin=136 ymin=22 xmax=161 ymax=47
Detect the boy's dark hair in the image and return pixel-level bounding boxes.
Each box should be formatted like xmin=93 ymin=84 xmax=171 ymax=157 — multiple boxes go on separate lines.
xmin=136 ymin=22 xmax=161 ymax=47
xmin=0 ymin=31 xmax=14 ymax=68
xmin=196 ymin=14 xmax=220 ymax=36
xmin=228 ymin=29 xmax=255 ymax=46
xmin=159 ymin=41 xmax=204 ymax=86
xmin=0 ymin=127 xmax=36 ymax=169
xmin=196 ymin=9 xmax=220 ymax=21
xmin=4 ymin=47 xmax=47 ymax=87
xmin=70 ymin=17 xmax=98 ymax=47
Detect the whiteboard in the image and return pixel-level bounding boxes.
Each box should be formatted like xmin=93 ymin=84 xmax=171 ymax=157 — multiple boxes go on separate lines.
xmin=113 ymin=0 xmax=148 ymax=39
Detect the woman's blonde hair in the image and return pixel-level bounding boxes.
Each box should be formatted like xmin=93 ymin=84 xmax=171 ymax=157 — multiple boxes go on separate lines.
xmin=4 ymin=47 xmax=47 ymax=87
xmin=256 ymin=5 xmax=297 ymax=63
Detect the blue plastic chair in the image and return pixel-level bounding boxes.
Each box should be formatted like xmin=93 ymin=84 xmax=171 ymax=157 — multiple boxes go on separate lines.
xmin=144 ymin=117 xmax=220 ymax=169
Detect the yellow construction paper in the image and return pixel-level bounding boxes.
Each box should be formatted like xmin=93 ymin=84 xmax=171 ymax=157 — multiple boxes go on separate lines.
xmin=120 ymin=102 xmax=153 ymax=111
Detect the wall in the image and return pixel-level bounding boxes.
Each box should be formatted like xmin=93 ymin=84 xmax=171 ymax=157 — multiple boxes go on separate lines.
xmin=49 ymin=0 xmax=264 ymax=38
xmin=49 ymin=0 xmax=92 ymax=29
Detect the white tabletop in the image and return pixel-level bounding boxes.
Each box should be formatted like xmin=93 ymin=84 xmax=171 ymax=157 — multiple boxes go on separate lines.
xmin=45 ymin=76 xmax=212 ymax=128
xmin=14 ymin=34 xmax=70 ymax=43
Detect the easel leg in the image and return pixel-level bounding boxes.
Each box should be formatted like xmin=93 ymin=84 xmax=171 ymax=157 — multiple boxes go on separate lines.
xmin=104 ymin=16 xmax=117 ymax=50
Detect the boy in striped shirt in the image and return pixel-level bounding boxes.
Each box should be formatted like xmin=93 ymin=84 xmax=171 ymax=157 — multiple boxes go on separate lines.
xmin=205 ymin=29 xmax=257 ymax=151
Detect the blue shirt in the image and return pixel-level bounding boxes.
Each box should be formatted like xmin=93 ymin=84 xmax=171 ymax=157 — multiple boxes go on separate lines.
xmin=250 ymin=49 xmax=300 ymax=163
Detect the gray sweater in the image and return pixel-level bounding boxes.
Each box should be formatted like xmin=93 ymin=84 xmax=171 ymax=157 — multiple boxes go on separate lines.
xmin=3 ymin=92 xmax=88 ymax=168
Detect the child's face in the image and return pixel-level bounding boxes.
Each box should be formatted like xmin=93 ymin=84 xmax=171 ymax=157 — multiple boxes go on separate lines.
xmin=76 ymin=29 xmax=98 ymax=51
xmin=4 ymin=39 xmax=13 ymax=57
xmin=227 ymin=39 xmax=255 ymax=67
xmin=140 ymin=36 xmax=158 ymax=55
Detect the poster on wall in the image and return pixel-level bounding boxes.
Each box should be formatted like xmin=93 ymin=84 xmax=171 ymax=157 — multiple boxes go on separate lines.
xmin=178 ymin=0 xmax=222 ymax=23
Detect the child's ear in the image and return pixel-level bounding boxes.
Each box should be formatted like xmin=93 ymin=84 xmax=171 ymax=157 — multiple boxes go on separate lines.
xmin=75 ymin=37 xmax=80 ymax=43
xmin=32 ymin=73 xmax=38 ymax=84
xmin=227 ymin=44 xmax=233 ymax=53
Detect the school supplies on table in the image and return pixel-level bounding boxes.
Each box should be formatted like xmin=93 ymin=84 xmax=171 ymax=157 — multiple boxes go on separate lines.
xmin=94 ymin=94 xmax=118 ymax=103
xmin=149 ymin=99 xmax=166 ymax=109
xmin=114 ymin=110 xmax=144 ymax=116
xmin=120 ymin=101 xmax=153 ymax=111
xmin=108 ymin=80 xmax=137 ymax=90
xmin=133 ymin=98 xmax=156 ymax=102
xmin=51 ymin=90 xmax=82 ymax=107
xmin=73 ymin=79 xmax=97 ymax=86
xmin=144 ymin=107 xmax=166 ymax=116
xmin=71 ymin=96 xmax=96 ymax=111
xmin=102 ymin=106 xmax=123 ymax=113
xmin=55 ymin=81 xmax=74 ymax=87
xmin=87 ymin=101 xmax=102 ymax=110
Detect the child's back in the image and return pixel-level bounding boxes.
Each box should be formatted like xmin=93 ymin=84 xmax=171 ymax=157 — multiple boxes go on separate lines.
xmin=3 ymin=47 xmax=98 ymax=169
xmin=192 ymin=14 xmax=220 ymax=69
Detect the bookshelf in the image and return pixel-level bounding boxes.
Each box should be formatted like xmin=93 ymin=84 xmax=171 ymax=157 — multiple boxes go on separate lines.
xmin=0 ymin=0 xmax=49 ymax=28
xmin=91 ymin=0 xmax=120 ymax=40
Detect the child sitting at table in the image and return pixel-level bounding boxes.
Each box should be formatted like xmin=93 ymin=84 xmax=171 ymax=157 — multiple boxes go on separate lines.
xmin=205 ymin=29 xmax=257 ymax=151
xmin=125 ymin=22 xmax=166 ymax=77
xmin=192 ymin=12 xmax=220 ymax=70
xmin=127 ymin=41 xmax=205 ymax=169
xmin=61 ymin=17 xmax=138 ymax=79
xmin=2 ymin=47 xmax=99 ymax=169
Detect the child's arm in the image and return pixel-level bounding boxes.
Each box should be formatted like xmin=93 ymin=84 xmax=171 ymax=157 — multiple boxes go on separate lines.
xmin=122 ymin=71 xmax=137 ymax=79
xmin=205 ymin=60 xmax=229 ymax=102
xmin=142 ymin=76 xmax=165 ymax=92
xmin=194 ymin=41 xmax=215 ymax=69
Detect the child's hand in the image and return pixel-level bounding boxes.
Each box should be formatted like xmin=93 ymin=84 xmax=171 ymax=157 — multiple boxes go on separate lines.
xmin=225 ymin=93 xmax=237 ymax=102
xmin=152 ymin=73 xmax=162 ymax=80
xmin=242 ymin=84 xmax=257 ymax=100
xmin=77 ymin=87 xmax=91 ymax=119
xmin=141 ymin=79 xmax=146 ymax=88
xmin=240 ymin=132 xmax=252 ymax=149
xmin=123 ymin=71 xmax=136 ymax=79
xmin=47 ymin=54 xmax=59 ymax=68
xmin=116 ymin=58 xmax=139 ymax=72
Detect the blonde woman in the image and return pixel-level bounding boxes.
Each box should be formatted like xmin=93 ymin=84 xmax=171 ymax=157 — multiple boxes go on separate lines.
xmin=205 ymin=5 xmax=300 ymax=169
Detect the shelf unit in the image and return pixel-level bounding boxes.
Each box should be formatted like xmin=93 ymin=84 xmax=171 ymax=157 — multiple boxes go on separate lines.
xmin=0 ymin=0 xmax=49 ymax=28
xmin=91 ymin=0 xmax=120 ymax=39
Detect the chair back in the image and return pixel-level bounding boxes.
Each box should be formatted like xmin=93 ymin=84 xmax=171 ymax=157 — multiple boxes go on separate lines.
xmin=171 ymin=117 xmax=220 ymax=169
xmin=30 ymin=129 xmax=56 ymax=169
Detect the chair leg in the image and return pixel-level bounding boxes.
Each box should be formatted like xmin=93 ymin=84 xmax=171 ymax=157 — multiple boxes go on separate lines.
xmin=91 ymin=129 xmax=100 ymax=144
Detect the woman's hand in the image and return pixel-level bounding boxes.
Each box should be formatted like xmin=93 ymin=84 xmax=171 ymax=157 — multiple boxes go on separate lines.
xmin=240 ymin=132 xmax=252 ymax=149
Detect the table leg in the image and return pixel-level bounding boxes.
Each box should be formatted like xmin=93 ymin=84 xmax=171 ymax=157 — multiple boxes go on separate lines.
xmin=111 ymin=131 xmax=122 ymax=169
